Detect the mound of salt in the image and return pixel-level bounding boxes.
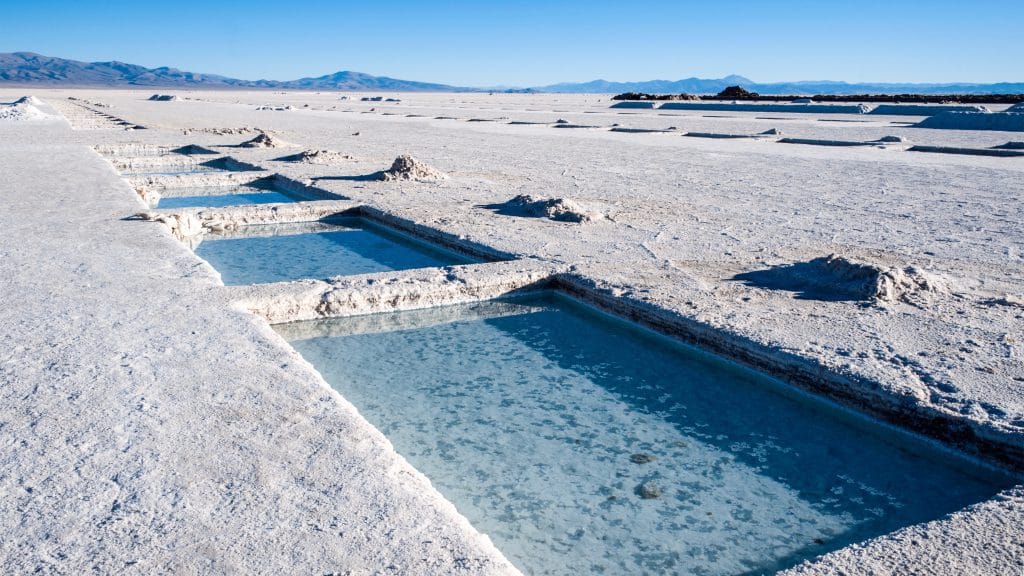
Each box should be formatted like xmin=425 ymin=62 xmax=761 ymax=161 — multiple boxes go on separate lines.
xmin=876 ymin=135 xmax=908 ymax=143
xmin=498 ymin=194 xmax=603 ymax=223
xmin=0 ymin=99 xmax=48 ymax=121
xmin=14 ymin=95 xmax=43 ymax=106
xmin=136 ymin=212 xmax=203 ymax=243
xmin=376 ymin=155 xmax=447 ymax=182
xmin=148 ymin=94 xmax=179 ymax=102
xmin=733 ymin=255 xmax=945 ymax=306
xmin=275 ymin=149 xmax=354 ymax=163
xmin=873 ymin=263 xmax=947 ymax=306
xmin=239 ymin=131 xmax=293 ymax=148
xmin=993 ymin=141 xmax=1024 ymax=150
xmin=761 ymin=128 xmax=783 ymax=135
xmin=182 ymin=126 xmax=260 ymax=136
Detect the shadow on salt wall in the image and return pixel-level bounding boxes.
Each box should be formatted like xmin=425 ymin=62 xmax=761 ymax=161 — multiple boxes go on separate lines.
xmin=731 ymin=257 xmax=879 ymax=302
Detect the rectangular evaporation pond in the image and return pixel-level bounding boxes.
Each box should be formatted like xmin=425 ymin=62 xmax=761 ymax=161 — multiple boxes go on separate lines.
xmin=156 ymin=183 xmax=302 ymax=209
xmin=195 ymin=217 xmax=476 ymax=285
xmin=121 ymin=156 xmax=246 ymax=177
xmin=121 ymin=163 xmax=227 ymax=177
xmin=274 ymin=293 xmax=1017 ymax=576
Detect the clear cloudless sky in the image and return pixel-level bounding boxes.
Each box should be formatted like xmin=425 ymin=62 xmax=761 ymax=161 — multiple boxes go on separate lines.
xmin=1 ymin=0 xmax=1020 ymax=86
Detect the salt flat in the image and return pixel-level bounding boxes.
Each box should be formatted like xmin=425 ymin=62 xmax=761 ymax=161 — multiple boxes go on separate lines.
xmin=1 ymin=89 xmax=1022 ymax=574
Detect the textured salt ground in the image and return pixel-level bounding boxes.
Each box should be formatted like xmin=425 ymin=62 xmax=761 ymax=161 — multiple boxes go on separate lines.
xmin=0 ymin=120 xmax=515 ymax=574
xmin=2 ymin=89 xmax=1023 ymax=575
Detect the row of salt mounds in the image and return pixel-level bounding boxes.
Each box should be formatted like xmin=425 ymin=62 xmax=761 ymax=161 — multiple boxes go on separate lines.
xmin=868 ymin=104 xmax=989 ymax=116
xmin=148 ymin=94 xmax=180 ymax=101
xmin=656 ymin=102 xmax=872 ymax=114
xmin=485 ymin=194 xmax=603 ymax=223
xmin=732 ymin=255 xmax=946 ymax=307
xmin=914 ymin=110 xmax=1024 ymax=132
xmin=376 ymin=155 xmax=447 ymax=182
xmin=0 ymin=96 xmax=51 ymax=121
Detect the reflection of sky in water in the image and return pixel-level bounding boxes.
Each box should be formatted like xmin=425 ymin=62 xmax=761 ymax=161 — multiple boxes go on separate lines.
xmin=196 ymin=218 xmax=475 ymax=285
xmin=279 ymin=294 xmax=1015 ymax=576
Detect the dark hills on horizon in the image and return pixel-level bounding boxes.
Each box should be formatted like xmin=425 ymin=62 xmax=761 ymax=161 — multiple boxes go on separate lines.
xmin=1 ymin=52 xmax=1021 ymax=95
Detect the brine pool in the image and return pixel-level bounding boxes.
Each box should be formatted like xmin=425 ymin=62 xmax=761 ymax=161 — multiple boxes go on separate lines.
xmin=274 ymin=294 xmax=1015 ymax=576
xmin=155 ymin=184 xmax=302 ymax=209
xmin=195 ymin=217 xmax=476 ymax=285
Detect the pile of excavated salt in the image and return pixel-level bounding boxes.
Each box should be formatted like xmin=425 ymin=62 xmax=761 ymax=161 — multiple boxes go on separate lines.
xmin=733 ymin=255 xmax=946 ymax=307
xmin=135 ymin=211 xmax=203 ymax=245
xmin=275 ymin=149 xmax=354 ymax=164
xmin=239 ymin=132 xmax=293 ymax=148
xmin=147 ymin=94 xmax=180 ymax=102
xmin=492 ymin=194 xmax=603 ymax=223
xmin=181 ymin=126 xmax=261 ymax=136
xmin=376 ymin=155 xmax=447 ymax=182
xmin=14 ymin=96 xmax=43 ymax=106
xmin=0 ymin=97 xmax=49 ymax=121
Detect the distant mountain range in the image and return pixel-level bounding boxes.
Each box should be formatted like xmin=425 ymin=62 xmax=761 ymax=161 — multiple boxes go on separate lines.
xmin=0 ymin=52 xmax=465 ymax=91
xmin=1 ymin=52 xmax=1021 ymax=95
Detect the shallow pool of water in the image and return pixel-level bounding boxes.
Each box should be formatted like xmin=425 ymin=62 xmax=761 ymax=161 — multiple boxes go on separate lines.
xmin=196 ymin=217 xmax=475 ymax=285
xmin=275 ymin=294 xmax=1015 ymax=576
xmin=121 ymin=163 xmax=226 ymax=176
xmin=156 ymin=184 xmax=300 ymax=209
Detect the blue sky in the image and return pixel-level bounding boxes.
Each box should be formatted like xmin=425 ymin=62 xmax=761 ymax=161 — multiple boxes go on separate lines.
xmin=1 ymin=1 xmax=1020 ymax=86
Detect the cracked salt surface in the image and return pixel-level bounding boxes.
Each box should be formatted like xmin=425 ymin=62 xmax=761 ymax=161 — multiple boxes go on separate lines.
xmin=276 ymin=294 xmax=1015 ymax=576
xmin=195 ymin=217 xmax=476 ymax=285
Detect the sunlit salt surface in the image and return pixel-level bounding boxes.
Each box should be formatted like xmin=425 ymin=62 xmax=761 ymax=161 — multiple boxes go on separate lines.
xmin=196 ymin=217 xmax=475 ymax=285
xmin=275 ymin=294 xmax=1015 ymax=576
xmin=155 ymin=184 xmax=301 ymax=208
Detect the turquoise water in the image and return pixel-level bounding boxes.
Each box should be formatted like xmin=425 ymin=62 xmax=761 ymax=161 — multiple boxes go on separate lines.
xmin=196 ymin=217 xmax=475 ymax=285
xmin=121 ymin=163 xmax=225 ymax=176
xmin=157 ymin=186 xmax=299 ymax=208
xmin=276 ymin=294 xmax=1016 ymax=576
